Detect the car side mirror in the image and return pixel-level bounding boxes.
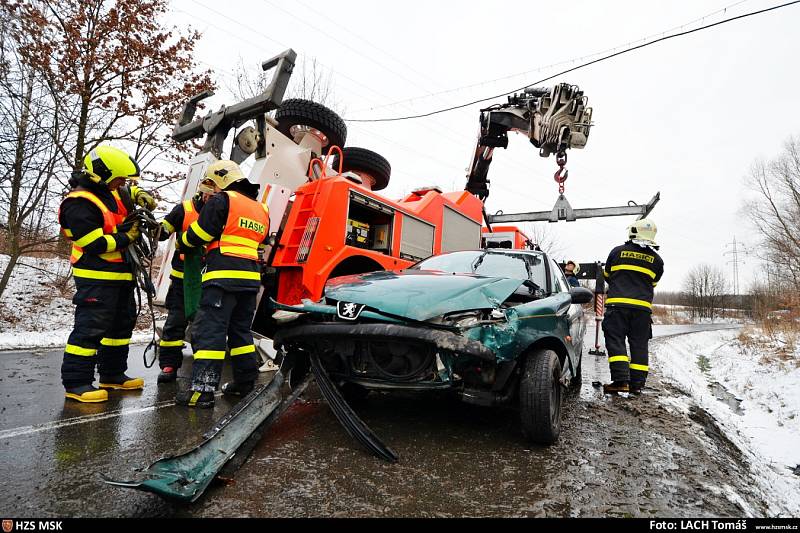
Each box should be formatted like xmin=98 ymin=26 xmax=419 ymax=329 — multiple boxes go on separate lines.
xmin=570 ymin=287 xmax=593 ymax=304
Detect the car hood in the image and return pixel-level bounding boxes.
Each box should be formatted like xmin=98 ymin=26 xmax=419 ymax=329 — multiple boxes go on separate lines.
xmin=324 ymin=270 xmax=525 ymax=321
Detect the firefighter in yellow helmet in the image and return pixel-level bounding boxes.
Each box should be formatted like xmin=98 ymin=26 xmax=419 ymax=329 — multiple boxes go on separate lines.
xmin=601 ymin=218 xmax=664 ymax=395
xmin=155 ymin=179 xmax=214 ymax=383
xmin=175 ymin=160 xmax=270 ymax=408
xmin=58 ymin=145 xmax=150 ymax=402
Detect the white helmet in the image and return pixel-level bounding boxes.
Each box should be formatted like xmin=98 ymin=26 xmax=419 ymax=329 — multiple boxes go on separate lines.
xmin=628 ymin=218 xmax=657 ymax=245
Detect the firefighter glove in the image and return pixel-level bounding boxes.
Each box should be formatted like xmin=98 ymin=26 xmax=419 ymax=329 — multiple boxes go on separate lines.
xmin=125 ymin=221 xmax=142 ymax=243
xmin=134 ymin=189 xmax=157 ymax=210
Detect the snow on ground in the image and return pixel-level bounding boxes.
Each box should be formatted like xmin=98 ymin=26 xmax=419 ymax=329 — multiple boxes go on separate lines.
xmin=654 ymin=328 xmax=800 ymax=516
xmin=0 ymin=254 xmax=157 ymax=350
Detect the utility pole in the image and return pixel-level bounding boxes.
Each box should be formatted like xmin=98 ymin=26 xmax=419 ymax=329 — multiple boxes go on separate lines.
xmin=724 ymin=236 xmax=747 ymax=298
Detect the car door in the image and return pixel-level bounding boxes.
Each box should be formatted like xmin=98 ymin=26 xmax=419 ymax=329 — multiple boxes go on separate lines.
xmin=550 ymin=259 xmax=585 ymax=353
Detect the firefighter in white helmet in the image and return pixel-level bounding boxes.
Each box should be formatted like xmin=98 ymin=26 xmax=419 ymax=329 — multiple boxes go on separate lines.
xmin=601 ymin=218 xmax=664 ymax=395
xmin=174 ymin=160 xmax=270 ymax=408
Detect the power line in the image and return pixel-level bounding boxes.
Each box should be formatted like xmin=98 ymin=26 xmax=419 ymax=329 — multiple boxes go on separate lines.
xmin=345 ymin=0 xmax=800 ymax=122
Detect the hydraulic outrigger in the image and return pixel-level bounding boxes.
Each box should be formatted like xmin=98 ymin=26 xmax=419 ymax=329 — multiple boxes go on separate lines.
xmin=106 ymin=54 xmax=658 ymax=503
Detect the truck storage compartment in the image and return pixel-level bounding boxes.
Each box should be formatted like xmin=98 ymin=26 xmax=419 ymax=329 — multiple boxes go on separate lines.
xmin=441 ymin=205 xmax=482 ymax=253
xmin=347 ymin=191 xmax=394 ymax=253
xmin=399 ymin=215 xmax=435 ymax=261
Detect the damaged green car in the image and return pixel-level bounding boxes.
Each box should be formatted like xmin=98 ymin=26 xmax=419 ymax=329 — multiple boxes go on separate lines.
xmin=274 ymin=249 xmax=593 ymax=446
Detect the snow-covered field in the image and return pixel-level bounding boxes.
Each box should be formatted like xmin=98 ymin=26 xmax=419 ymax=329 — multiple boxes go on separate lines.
xmin=0 ymin=254 xmax=155 ymax=350
xmin=655 ymin=329 xmax=800 ymax=516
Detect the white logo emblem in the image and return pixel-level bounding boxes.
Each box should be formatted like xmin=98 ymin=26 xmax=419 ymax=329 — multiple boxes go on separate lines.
xmin=337 ymin=301 xmax=365 ymax=320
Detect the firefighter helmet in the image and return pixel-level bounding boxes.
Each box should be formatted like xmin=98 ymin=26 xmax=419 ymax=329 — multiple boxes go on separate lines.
xmin=206 ymin=160 xmax=246 ymax=190
xmin=83 ymin=145 xmax=140 ymax=184
xmin=628 ymin=218 xmax=657 ymax=245
xmin=565 ymin=260 xmax=580 ymax=274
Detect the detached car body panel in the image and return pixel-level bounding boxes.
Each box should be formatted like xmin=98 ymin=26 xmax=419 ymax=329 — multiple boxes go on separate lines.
xmin=274 ymin=250 xmax=589 ymax=406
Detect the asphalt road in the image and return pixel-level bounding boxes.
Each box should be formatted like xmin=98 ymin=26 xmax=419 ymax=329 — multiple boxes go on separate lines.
xmin=0 ymin=322 xmax=758 ymax=518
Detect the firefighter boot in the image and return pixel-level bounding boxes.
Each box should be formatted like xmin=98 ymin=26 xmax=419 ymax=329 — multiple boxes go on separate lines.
xmin=603 ymin=381 xmax=630 ymax=394
xmin=99 ymin=374 xmax=145 ymax=390
xmin=65 ymin=384 xmax=109 ymax=403
xmin=630 ymin=382 xmax=645 ymax=396
xmin=221 ymin=381 xmax=255 ymax=397
xmin=157 ymin=366 xmax=178 ymax=383
xmin=175 ymin=390 xmax=215 ymax=408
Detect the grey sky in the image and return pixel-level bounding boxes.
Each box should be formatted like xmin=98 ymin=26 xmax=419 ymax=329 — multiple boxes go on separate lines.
xmin=164 ymin=0 xmax=800 ymax=291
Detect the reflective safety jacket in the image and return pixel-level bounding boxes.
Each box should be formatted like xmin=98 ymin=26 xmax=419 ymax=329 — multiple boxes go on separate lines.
xmin=603 ymin=241 xmax=664 ymax=313
xmin=182 ymin=188 xmax=269 ymax=291
xmin=58 ymin=186 xmax=133 ymax=283
xmin=160 ymin=197 xmax=202 ymax=280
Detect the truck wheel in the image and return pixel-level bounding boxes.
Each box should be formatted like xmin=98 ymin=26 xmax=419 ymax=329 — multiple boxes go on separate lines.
xmin=332 ymin=147 xmax=391 ymax=191
xmin=519 ymin=348 xmax=563 ymax=444
xmin=275 ymin=99 xmax=347 ymax=149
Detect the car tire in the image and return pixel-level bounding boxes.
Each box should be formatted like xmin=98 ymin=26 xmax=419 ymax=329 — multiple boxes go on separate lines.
xmin=519 ymin=348 xmax=563 ymax=444
xmin=332 ymin=147 xmax=391 ymax=191
xmin=275 ymin=99 xmax=347 ymax=149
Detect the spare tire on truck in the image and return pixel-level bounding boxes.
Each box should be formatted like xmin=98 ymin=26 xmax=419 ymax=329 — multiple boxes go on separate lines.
xmin=275 ymin=99 xmax=347 ymax=149
xmin=332 ymin=147 xmax=391 ymax=191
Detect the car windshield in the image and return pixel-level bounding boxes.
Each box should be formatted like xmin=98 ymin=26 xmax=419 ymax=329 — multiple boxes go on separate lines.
xmin=411 ymin=251 xmax=547 ymax=286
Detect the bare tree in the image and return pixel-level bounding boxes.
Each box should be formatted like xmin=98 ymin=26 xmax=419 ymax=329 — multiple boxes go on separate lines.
xmin=0 ymin=10 xmax=65 ymax=299
xmin=524 ymin=223 xmax=564 ymax=257
xmin=682 ymin=264 xmax=728 ymax=321
xmin=228 ymin=55 xmax=342 ymax=112
xmin=743 ymin=135 xmax=800 ymax=289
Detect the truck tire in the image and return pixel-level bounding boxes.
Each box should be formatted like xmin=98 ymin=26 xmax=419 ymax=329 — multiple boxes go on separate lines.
xmin=333 ymin=147 xmax=391 ymax=191
xmin=275 ymin=99 xmax=347 ymax=149
xmin=519 ymin=348 xmax=563 ymax=444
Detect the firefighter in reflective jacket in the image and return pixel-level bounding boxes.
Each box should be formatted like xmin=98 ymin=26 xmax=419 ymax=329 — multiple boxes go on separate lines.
xmin=175 ymin=160 xmax=269 ymax=408
xmin=155 ymin=181 xmax=214 ymax=383
xmin=58 ymin=145 xmax=155 ymax=403
xmin=601 ymin=218 xmax=664 ymax=395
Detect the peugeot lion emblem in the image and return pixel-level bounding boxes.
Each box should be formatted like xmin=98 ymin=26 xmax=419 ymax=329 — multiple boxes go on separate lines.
xmin=337 ymin=301 xmax=365 ymax=321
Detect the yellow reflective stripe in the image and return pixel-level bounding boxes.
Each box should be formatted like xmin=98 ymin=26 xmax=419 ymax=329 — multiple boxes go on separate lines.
xmin=603 ymin=270 xmax=609 ymax=278
xmin=230 ymin=344 xmax=255 ymax=356
xmin=181 ymin=232 xmax=194 ymax=248
xmin=189 ymin=391 xmax=201 ymax=406
xmin=63 ymin=228 xmax=73 ymax=237
xmin=71 ymin=247 xmax=83 ymax=261
xmin=161 ymin=220 xmax=175 ymax=234
xmin=630 ymin=364 xmax=649 ymax=372
xmin=65 ymin=344 xmax=97 ymax=356
xmin=190 ymin=221 xmax=214 ymax=242
xmin=652 ymin=282 xmax=658 ymax=287
xmin=104 ymin=235 xmax=116 ymax=252
xmin=610 ymin=264 xmax=657 ymax=279
xmin=100 ymin=337 xmax=130 ymax=347
xmin=608 ymin=355 xmax=630 ymax=363
xmin=183 ymin=199 xmax=194 ymax=214
xmin=606 ymin=297 xmax=652 ymax=309
xmin=99 ymin=251 xmax=123 ymax=261
xmin=160 ymin=339 xmax=184 ymax=347
xmin=195 ymin=349 xmax=226 ymax=360
xmin=170 ymin=269 xmax=184 ymax=279
xmin=219 ymin=246 xmax=259 ymax=258
xmin=220 ymin=235 xmax=260 ymax=248
xmin=67 ymin=191 xmax=110 ymax=213
xmin=72 ymin=268 xmax=133 ymax=281
xmin=73 ymin=228 xmax=104 ymax=247
xmin=202 ymin=270 xmax=261 ymax=282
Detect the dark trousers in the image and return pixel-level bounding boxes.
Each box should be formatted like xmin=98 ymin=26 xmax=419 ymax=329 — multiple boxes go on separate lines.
xmin=188 ymin=286 xmax=258 ymax=392
xmin=159 ymin=280 xmax=188 ymax=369
xmin=602 ymin=306 xmax=652 ymax=386
xmin=62 ymin=282 xmax=137 ymax=388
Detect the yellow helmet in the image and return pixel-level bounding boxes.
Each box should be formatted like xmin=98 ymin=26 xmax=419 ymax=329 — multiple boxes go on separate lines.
xmin=206 ymin=160 xmax=246 ymax=190
xmin=83 ymin=145 xmax=140 ymax=184
xmin=628 ymin=218 xmax=657 ymax=245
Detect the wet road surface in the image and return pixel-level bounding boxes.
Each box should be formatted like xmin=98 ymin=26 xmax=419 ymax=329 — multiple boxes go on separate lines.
xmin=0 ymin=323 xmax=763 ymax=517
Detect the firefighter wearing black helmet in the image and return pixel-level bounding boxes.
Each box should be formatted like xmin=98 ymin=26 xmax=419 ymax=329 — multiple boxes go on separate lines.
xmin=58 ymin=145 xmax=156 ymax=403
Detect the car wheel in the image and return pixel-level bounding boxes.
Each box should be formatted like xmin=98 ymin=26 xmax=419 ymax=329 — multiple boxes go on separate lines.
xmin=332 ymin=147 xmax=392 ymax=191
xmin=338 ymin=382 xmax=370 ymax=404
xmin=519 ymin=348 xmax=563 ymax=444
xmin=275 ymin=99 xmax=347 ymax=149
